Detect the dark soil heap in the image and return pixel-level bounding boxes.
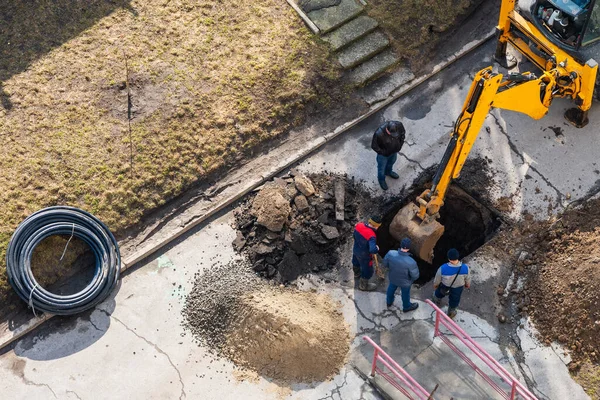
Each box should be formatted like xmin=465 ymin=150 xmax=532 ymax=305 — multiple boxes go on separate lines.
xmin=496 ymin=199 xmax=600 ymax=368
xmin=232 ymin=172 xmax=367 ymax=283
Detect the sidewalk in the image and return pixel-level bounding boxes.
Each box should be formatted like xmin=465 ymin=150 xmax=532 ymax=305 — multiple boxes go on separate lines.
xmin=352 ymin=314 xmax=511 ymax=399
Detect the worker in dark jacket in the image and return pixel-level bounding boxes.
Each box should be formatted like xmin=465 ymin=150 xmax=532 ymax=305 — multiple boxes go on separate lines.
xmin=383 ymin=237 xmax=420 ymax=312
xmin=371 ymin=120 xmax=406 ymax=190
xmin=352 ymin=216 xmax=381 ymax=291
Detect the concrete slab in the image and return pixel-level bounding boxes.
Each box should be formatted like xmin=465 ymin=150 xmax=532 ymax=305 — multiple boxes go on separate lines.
xmin=358 ymin=67 xmax=415 ymax=104
xmin=337 ymin=30 xmax=389 ymax=69
xmin=349 ymin=48 xmax=400 ymax=86
xmin=322 ymin=15 xmax=379 ymax=51
xmin=306 ymin=0 xmax=364 ymax=34
xmin=352 ymin=319 xmax=513 ymax=399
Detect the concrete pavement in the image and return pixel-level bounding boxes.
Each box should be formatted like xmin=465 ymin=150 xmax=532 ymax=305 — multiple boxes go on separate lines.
xmin=0 ymin=40 xmax=596 ymax=399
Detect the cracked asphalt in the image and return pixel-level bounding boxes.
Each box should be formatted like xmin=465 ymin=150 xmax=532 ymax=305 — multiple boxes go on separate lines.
xmin=0 ymin=40 xmax=596 ymax=399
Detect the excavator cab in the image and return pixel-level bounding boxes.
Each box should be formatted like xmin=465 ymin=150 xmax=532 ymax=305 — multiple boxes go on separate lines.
xmin=524 ymin=0 xmax=600 ymax=49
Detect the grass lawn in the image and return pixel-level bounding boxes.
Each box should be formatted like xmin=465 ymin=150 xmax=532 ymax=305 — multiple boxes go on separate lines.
xmin=0 ymin=0 xmax=346 ymax=305
xmin=366 ymin=0 xmax=484 ymax=68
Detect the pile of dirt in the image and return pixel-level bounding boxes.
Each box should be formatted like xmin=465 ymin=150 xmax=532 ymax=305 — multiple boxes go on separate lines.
xmin=182 ymin=260 xmax=350 ymax=383
xmin=495 ymin=199 xmax=600 ymax=368
xmin=224 ymin=288 xmax=350 ymax=382
xmin=232 ymin=172 xmax=370 ymax=283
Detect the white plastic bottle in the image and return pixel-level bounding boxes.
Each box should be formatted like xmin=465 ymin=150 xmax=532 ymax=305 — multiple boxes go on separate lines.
xmin=548 ymin=9 xmax=561 ymax=26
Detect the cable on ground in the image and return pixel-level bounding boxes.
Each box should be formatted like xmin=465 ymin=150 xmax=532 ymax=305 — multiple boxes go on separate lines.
xmin=6 ymin=206 xmax=120 ymax=316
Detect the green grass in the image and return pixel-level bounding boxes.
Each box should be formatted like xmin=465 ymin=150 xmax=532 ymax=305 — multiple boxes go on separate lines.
xmin=0 ymin=0 xmax=345 ymax=305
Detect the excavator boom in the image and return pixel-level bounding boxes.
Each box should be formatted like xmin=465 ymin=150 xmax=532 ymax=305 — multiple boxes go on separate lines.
xmin=390 ymin=61 xmax=590 ymax=262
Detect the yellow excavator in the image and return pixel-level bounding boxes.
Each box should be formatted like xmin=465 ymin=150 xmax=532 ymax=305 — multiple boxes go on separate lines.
xmin=390 ymin=0 xmax=599 ymax=262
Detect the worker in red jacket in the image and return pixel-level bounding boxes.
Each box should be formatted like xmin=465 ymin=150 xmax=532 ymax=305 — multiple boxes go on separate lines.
xmin=352 ymin=216 xmax=381 ymax=291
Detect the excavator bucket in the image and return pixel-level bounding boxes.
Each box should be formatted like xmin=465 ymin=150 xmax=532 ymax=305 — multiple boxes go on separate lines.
xmin=389 ymin=203 xmax=444 ymax=263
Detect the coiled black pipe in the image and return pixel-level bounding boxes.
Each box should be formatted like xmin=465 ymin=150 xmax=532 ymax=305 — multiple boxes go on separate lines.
xmin=6 ymin=206 xmax=120 ymax=316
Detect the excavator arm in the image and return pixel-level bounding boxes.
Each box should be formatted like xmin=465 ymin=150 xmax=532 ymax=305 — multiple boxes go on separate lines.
xmin=391 ymin=63 xmax=591 ymax=262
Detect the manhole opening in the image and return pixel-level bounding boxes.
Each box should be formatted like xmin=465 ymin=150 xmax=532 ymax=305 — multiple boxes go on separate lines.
xmin=31 ymin=235 xmax=96 ymax=295
xmin=378 ymin=185 xmax=501 ymax=284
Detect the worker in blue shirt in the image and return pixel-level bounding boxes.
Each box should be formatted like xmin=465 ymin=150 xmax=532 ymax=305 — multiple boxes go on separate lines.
xmin=432 ymin=248 xmax=471 ymax=319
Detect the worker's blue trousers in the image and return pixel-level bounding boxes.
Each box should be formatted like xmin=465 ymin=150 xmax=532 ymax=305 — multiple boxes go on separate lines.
xmin=434 ymin=285 xmax=465 ymax=309
xmin=376 ymin=153 xmax=398 ymax=183
xmin=352 ymin=255 xmax=374 ymax=279
xmin=386 ymin=283 xmax=413 ymax=310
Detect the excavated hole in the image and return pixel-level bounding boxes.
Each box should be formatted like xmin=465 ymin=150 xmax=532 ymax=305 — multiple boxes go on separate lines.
xmin=378 ymin=185 xmax=500 ymax=283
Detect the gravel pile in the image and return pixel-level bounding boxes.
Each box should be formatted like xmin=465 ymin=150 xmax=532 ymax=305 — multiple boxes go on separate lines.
xmin=182 ymin=261 xmax=261 ymax=352
xmin=182 ymin=260 xmax=351 ymax=383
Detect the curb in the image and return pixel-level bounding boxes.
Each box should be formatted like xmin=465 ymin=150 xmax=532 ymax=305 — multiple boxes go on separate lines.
xmin=285 ymin=0 xmax=320 ymax=34
xmin=0 ymin=31 xmax=495 ymax=352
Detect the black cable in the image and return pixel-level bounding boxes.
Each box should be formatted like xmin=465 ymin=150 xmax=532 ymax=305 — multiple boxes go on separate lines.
xmin=6 ymin=206 xmax=120 ymax=316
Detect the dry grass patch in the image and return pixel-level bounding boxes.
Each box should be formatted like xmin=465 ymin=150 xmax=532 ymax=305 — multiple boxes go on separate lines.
xmin=366 ymin=0 xmax=484 ymax=68
xmin=0 ymin=0 xmax=347 ymax=305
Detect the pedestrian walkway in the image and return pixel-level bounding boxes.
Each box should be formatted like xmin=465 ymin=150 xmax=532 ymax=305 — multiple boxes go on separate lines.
xmin=351 ymin=302 xmax=519 ymax=399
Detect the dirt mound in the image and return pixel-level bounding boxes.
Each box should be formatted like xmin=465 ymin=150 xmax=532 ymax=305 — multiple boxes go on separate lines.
xmin=497 ymin=199 xmax=600 ymax=367
xmin=182 ymin=260 xmax=350 ymax=383
xmin=223 ymin=288 xmax=350 ymax=383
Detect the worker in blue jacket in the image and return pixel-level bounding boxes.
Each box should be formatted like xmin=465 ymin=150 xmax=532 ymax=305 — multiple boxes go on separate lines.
xmin=352 ymin=216 xmax=381 ymax=291
xmin=383 ymin=237 xmax=420 ymax=312
xmin=432 ymin=248 xmax=471 ymax=319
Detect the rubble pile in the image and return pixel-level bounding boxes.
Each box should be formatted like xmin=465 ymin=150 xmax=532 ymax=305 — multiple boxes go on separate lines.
xmin=182 ymin=261 xmax=261 ymax=351
xmin=232 ymin=172 xmax=363 ymax=282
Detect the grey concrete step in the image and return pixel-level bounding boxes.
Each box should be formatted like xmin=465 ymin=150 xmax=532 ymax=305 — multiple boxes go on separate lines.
xmin=337 ymin=30 xmax=389 ymax=69
xmin=306 ymin=0 xmax=364 ymax=34
xmin=322 ymin=15 xmax=379 ymax=51
xmin=349 ymin=48 xmax=399 ymax=85
xmin=359 ymin=67 xmax=416 ymax=105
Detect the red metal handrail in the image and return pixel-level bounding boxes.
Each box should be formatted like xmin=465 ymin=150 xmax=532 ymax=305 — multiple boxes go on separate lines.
xmin=425 ymin=299 xmax=538 ymax=400
xmin=362 ymin=336 xmax=432 ymax=400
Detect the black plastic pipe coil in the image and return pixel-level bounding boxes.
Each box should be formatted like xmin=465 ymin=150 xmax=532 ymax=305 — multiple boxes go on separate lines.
xmin=6 ymin=206 xmax=120 ymax=316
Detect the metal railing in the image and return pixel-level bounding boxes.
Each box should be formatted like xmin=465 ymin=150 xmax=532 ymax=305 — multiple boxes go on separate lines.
xmin=362 ymin=336 xmax=432 ymax=400
xmin=426 ymin=299 xmax=537 ymax=400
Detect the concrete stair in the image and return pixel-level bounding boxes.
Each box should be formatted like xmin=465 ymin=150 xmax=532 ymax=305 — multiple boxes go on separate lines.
xmin=322 ymin=15 xmax=379 ymax=51
xmin=292 ymin=0 xmax=403 ymax=86
xmin=349 ymin=48 xmax=400 ymax=85
xmin=306 ymin=0 xmax=365 ymax=34
xmin=337 ymin=31 xmax=389 ymax=69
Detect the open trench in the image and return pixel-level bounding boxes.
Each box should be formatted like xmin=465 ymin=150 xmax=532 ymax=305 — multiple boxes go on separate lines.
xmin=377 ymin=184 xmax=500 ymax=283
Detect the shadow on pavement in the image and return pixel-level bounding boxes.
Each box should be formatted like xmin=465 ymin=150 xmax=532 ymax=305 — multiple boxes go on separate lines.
xmin=9 ymin=282 xmax=120 ymax=361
